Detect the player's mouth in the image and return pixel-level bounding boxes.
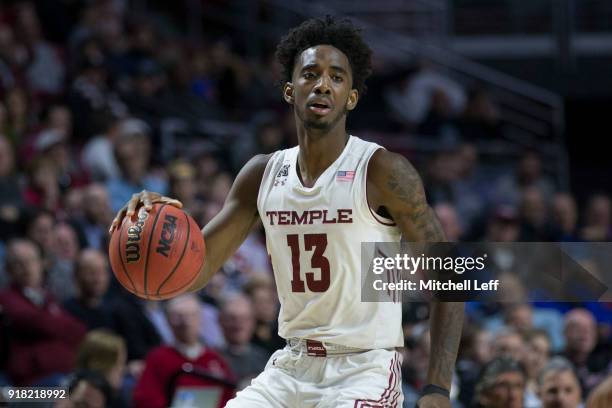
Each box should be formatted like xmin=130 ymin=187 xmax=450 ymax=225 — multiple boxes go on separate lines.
xmin=307 ymin=100 xmax=333 ymax=116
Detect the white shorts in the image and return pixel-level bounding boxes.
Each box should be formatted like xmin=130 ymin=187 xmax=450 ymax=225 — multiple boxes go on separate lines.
xmin=225 ymin=344 xmax=403 ymax=408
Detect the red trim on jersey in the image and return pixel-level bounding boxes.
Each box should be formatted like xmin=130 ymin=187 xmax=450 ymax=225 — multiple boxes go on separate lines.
xmin=353 ymin=353 xmax=401 ymax=407
xmin=365 ymin=149 xmax=397 ymax=227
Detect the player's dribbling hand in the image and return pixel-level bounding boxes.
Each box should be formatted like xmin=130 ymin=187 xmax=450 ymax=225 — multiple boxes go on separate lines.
xmin=415 ymin=394 xmax=451 ymax=408
xmin=108 ymin=190 xmax=183 ymax=234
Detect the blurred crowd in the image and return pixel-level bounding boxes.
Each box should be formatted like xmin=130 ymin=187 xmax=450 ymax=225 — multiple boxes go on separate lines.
xmin=0 ymin=1 xmax=610 ymax=407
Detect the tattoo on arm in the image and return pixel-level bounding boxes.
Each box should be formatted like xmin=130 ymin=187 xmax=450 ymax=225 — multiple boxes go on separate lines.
xmin=386 ymin=157 xmax=446 ymax=242
xmin=428 ymin=301 xmax=465 ymax=389
xmin=383 ymin=155 xmax=464 ymax=390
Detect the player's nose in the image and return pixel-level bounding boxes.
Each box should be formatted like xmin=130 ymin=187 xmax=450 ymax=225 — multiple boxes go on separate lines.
xmin=314 ymin=76 xmax=332 ymax=94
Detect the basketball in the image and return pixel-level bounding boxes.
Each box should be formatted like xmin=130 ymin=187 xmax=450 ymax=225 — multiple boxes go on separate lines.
xmin=108 ymin=203 xmax=205 ymax=300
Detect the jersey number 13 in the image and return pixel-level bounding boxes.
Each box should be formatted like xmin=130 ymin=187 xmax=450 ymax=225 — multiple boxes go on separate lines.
xmin=287 ymin=234 xmax=330 ymax=292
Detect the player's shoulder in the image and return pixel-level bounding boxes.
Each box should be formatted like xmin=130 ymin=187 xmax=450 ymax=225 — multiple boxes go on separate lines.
xmin=239 ymin=153 xmax=274 ymax=180
xmin=367 ymin=148 xmax=418 ymax=185
xmin=248 ymin=152 xmax=274 ymax=167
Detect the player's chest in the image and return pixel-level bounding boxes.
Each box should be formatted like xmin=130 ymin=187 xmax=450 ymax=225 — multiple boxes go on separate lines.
xmin=261 ymin=179 xmax=356 ymax=228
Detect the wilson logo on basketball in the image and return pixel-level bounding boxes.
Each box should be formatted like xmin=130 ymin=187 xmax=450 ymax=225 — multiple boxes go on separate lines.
xmin=156 ymin=215 xmax=178 ymax=257
xmin=125 ymin=208 xmax=149 ymax=263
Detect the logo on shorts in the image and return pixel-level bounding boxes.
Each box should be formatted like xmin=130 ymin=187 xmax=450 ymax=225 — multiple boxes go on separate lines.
xmin=306 ymin=340 xmax=327 ymax=357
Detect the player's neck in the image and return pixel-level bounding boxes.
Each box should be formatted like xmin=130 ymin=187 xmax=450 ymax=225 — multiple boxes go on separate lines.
xmin=296 ymin=124 xmax=349 ymax=187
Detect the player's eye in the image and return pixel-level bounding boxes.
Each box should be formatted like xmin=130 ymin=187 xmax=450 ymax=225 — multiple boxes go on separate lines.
xmin=303 ymin=72 xmax=316 ymax=79
xmin=333 ymin=75 xmax=343 ymax=82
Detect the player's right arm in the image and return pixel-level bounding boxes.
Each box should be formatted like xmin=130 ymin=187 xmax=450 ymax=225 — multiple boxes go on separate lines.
xmin=109 ymin=153 xmax=272 ymax=291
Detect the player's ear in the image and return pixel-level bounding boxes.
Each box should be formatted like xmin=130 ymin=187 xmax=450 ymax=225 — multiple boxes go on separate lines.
xmin=346 ymin=89 xmax=359 ymax=111
xmin=283 ymin=83 xmax=295 ymax=104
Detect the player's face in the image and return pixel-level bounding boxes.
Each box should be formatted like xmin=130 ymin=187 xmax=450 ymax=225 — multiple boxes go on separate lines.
xmin=285 ymin=45 xmax=358 ymax=132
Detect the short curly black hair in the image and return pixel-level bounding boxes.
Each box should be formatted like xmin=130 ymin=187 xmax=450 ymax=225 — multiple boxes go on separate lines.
xmin=275 ymin=16 xmax=373 ymax=95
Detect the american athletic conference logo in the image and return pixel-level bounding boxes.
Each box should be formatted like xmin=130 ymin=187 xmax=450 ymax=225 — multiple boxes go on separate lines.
xmin=274 ymin=164 xmax=290 ymax=187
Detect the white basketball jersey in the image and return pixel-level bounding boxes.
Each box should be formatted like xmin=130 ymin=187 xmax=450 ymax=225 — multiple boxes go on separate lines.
xmin=257 ymin=135 xmax=403 ymax=349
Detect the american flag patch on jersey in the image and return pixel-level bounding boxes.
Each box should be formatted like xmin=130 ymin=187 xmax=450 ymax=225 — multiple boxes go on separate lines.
xmin=336 ymin=170 xmax=355 ymax=181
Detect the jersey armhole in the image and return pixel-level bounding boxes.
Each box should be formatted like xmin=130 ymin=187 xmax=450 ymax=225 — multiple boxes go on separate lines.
xmin=256 ymin=151 xmax=281 ymax=215
xmin=363 ymin=147 xmax=397 ymax=227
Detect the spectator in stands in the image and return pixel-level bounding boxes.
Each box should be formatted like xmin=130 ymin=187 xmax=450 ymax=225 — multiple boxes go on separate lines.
xmin=255 ymin=118 xmax=287 ymax=154
xmin=122 ymin=58 xmax=171 ymax=125
xmin=33 ymin=128 xmax=89 ymax=193
xmin=23 ymin=156 xmax=61 ymax=212
xmin=0 ymin=239 xmax=86 ymax=386
xmin=0 ymin=135 xmax=23 ymax=242
xmin=452 ymin=143 xmax=489 ymax=229
xmin=189 ymin=49 xmax=217 ymax=103
xmin=457 ymin=87 xmax=502 ymax=142
xmin=492 ymin=150 xmax=556 ymax=207
xmin=3 ymin=87 xmax=30 ymax=146
xmin=43 ymin=104 xmax=73 ymax=138
xmin=385 ymin=62 xmax=466 ymax=127
xmin=133 ymin=294 xmax=234 ymax=408
xmin=68 ymin=53 xmax=127 ymax=142
xmin=81 ymin=115 xmax=122 ymax=182
xmin=46 ymin=222 xmax=80 ymax=301
xmin=63 ymin=249 xmax=113 ymax=330
xmin=483 ymin=303 xmax=564 ymax=352
xmin=505 ymin=304 xmax=535 ymax=335
xmin=586 ymin=375 xmax=612 ymax=408
xmin=72 ymin=183 xmax=112 ymax=250
xmin=110 ymin=290 xmax=162 ymax=371
xmin=424 ymin=147 xmax=461 ymax=205
xmin=56 ymin=370 xmax=112 ymax=408
xmin=562 ymin=308 xmax=611 ymax=394
xmin=519 ymin=186 xmax=556 ymax=241
xmin=76 ymin=329 xmax=129 ymax=407
xmin=24 ymin=209 xmax=55 ymax=269
xmin=209 ymin=39 xmax=249 ymax=115
xmin=434 ymin=203 xmax=463 ymax=241
xmin=62 ymin=187 xmax=85 ymax=220
xmin=493 ymin=328 xmax=525 ymax=362
xmin=243 ymin=275 xmax=283 ymax=354
xmin=233 ymin=115 xmax=288 ymax=170
xmin=523 ymin=329 xmax=552 ymax=408
xmin=579 ymin=194 xmax=611 ymax=241
xmin=486 ymin=205 xmax=520 ymax=242
xmin=106 ymin=118 xmax=167 ymax=212
xmin=223 ymin=229 xmax=272 ymax=292
xmin=563 ymin=308 xmax=597 ymax=369
xmin=473 ymin=357 xmax=526 ymax=408
xmin=193 ymin=146 xmax=221 ymax=200
xmin=209 ymin=172 xmax=233 ymax=205
xmin=552 ymin=193 xmax=579 ymax=241
xmin=16 ymin=1 xmax=66 ymax=98
xmin=218 ymin=294 xmax=269 ymax=385
xmin=168 ymin=160 xmax=204 ymax=221
xmin=0 ymin=26 xmax=20 ymax=95
xmin=538 ymin=357 xmax=583 ymax=408
xmin=418 ymin=88 xmax=460 ymax=141
xmin=456 ymin=325 xmax=493 ymax=407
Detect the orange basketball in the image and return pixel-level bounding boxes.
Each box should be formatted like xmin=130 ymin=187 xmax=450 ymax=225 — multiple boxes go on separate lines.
xmin=109 ymin=203 xmax=205 ymax=300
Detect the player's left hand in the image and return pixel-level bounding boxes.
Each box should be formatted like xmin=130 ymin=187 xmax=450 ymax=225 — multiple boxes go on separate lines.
xmin=415 ymin=394 xmax=451 ymax=408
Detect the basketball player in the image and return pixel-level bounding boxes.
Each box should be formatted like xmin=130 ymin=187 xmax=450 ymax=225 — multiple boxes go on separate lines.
xmin=110 ymin=16 xmax=464 ymax=408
